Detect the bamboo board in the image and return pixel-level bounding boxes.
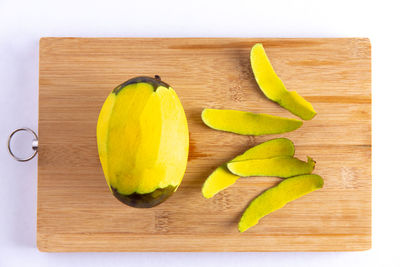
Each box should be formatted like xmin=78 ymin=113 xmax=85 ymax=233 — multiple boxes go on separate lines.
xmin=38 ymin=38 xmax=371 ymax=252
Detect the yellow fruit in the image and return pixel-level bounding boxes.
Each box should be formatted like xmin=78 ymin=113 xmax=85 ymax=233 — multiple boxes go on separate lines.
xmin=239 ymin=174 xmax=324 ymax=232
xmin=251 ymin=43 xmax=317 ymax=120
xmin=97 ymin=76 xmax=189 ymax=208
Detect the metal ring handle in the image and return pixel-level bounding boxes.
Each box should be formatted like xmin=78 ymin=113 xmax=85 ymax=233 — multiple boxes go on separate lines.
xmin=8 ymin=128 xmax=38 ymax=162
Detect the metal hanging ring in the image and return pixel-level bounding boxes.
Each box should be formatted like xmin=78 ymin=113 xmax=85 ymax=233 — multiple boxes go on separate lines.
xmin=8 ymin=128 xmax=38 ymax=162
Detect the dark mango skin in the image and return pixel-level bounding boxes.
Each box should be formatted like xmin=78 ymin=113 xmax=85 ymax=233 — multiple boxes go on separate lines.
xmin=113 ymin=75 xmax=170 ymax=95
xmin=111 ymin=185 xmax=176 ymax=208
xmin=109 ymin=76 xmax=177 ymax=208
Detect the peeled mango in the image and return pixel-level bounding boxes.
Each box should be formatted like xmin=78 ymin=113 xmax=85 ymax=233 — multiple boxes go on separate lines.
xmin=201 ymin=108 xmax=302 ymax=135
xmin=202 ymin=138 xmax=295 ymax=198
xmin=97 ymin=76 xmax=189 ymax=208
xmin=239 ymin=174 xmax=324 ymax=232
xmin=251 ymin=43 xmax=317 ymax=120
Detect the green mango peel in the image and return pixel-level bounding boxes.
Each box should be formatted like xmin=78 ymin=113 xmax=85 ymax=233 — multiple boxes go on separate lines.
xmin=239 ymin=174 xmax=324 ymax=232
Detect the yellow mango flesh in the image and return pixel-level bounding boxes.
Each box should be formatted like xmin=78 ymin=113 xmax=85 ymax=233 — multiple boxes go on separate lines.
xmin=227 ymin=156 xmax=315 ymax=178
xmin=201 ymin=109 xmax=302 ymax=136
xmin=202 ymin=138 xmax=295 ymax=198
xmin=251 ymin=43 xmax=317 ymax=120
xmin=239 ymin=174 xmax=324 ymax=232
xmin=97 ymin=81 xmax=189 ymax=198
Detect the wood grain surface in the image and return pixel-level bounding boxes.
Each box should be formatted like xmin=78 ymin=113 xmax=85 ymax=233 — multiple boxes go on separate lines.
xmin=38 ymin=38 xmax=371 ymax=252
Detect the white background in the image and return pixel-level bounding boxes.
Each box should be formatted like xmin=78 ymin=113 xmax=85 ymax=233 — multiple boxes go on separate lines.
xmin=0 ymin=0 xmax=399 ymax=266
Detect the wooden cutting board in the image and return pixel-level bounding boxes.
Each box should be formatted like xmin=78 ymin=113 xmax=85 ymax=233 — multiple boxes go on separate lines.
xmin=38 ymin=38 xmax=371 ymax=252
